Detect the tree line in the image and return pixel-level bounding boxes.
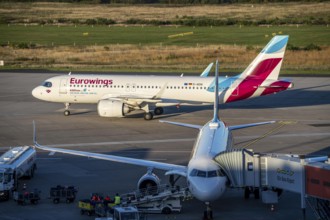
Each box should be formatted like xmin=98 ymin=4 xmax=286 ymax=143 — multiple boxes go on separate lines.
xmin=0 ymin=0 xmax=327 ymax=3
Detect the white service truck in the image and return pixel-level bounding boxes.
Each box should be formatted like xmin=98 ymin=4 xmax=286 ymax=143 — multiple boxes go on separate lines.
xmin=0 ymin=146 xmax=37 ymax=201
xmin=95 ymin=206 xmax=140 ymax=220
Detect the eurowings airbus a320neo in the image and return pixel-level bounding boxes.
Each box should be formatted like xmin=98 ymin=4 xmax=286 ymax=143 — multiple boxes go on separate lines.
xmin=32 ymin=36 xmax=292 ymax=120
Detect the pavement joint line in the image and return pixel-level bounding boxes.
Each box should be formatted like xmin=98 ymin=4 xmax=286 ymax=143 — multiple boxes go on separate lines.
xmin=241 ymin=123 xmax=287 ymax=149
xmin=1 ymin=133 xmax=330 ymax=150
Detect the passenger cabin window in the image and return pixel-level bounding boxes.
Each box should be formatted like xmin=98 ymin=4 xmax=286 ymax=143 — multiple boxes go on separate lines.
xmin=42 ymin=81 xmax=52 ymax=88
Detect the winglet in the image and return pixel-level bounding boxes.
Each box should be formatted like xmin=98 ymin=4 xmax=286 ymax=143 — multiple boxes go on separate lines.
xmin=200 ymin=62 xmax=214 ymax=77
xmin=153 ymin=82 xmax=168 ymax=99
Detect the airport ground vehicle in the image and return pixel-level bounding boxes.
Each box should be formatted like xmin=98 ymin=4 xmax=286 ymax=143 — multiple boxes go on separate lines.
xmin=79 ymin=199 xmax=97 ymax=216
xmin=84 ymin=185 xmax=189 ymax=217
xmin=111 ymin=206 xmax=140 ymax=220
xmin=79 ymin=193 xmax=118 ymax=216
xmin=94 ymin=206 xmax=140 ymax=220
xmin=13 ymin=188 xmax=41 ymax=205
xmin=120 ymin=184 xmax=190 ymax=214
xmin=0 ymin=146 xmax=37 ymax=201
xmin=49 ymin=185 xmax=78 ymax=204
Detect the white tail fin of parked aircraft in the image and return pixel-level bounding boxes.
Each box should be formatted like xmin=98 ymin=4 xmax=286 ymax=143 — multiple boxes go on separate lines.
xmin=32 ymin=35 xmax=291 ymax=120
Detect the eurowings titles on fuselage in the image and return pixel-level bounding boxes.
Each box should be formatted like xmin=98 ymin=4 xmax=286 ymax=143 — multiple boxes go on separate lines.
xmin=32 ymin=35 xmax=292 ymax=120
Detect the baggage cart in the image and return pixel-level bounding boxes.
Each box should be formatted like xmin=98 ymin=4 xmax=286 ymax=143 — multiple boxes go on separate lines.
xmin=79 ymin=199 xmax=100 ymax=216
xmin=13 ymin=189 xmax=41 ymax=205
xmin=49 ymin=185 xmax=78 ymax=204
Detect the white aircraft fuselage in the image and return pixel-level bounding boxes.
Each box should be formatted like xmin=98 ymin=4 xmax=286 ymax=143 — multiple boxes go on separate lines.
xmin=186 ymin=120 xmax=231 ymax=202
xmin=32 ymin=74 xmax=290 ymax=104
xmin=32 ymin=36 xmax=292 ymax=120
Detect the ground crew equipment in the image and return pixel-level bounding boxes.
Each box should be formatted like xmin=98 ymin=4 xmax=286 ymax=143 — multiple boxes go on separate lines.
xmin=79 ymin=199 xmax=98 ymax=216
xmin=120 ymin=184 xmax=192 ymax=214
xmin=49 ymin=185 xmax=78 ymax=204
xmin=13 ymin=188 xmax=40 ymax=205
xmin=94 ymin=206 xmax=141 ymax=220
xmin=0 ymin=146 xmax=37 ymax=201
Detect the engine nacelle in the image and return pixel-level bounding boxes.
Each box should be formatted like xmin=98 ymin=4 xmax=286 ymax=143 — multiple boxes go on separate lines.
xmin=137 ymin=172 xmax=161 ymax=191
xmin=97 ymin=100 xmax=130 ymax=117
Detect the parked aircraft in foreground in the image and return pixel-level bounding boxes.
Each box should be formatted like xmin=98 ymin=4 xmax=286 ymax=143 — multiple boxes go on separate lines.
xmin=34 ymin=61 xmax=275 ymax=215
xmin=32 ymin=35 xmax=291 ymax=120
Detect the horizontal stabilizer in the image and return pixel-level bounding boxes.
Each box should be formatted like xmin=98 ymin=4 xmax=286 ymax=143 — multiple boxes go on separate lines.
xmin=159 ymin=120 xmax=202 ymax=130
xmin=228 ymin=121 xmax=275 ymax=131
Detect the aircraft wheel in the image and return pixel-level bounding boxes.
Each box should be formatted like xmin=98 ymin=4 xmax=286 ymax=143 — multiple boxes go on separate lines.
xmin=154 ymin=107 xmax=164 ymax=115
xmin=2 ymin=191 xmax=9 ymax=201
xmin=162 ymin=207 xmax=172 ymax=214
xmin=64 ymin=110 xmax=70 ymax=116
xmin=254 ymin=188 xmax=260 ymax=199
xmin=244 ymin=187 xmax=250 ymax=199
xmin=144 ymin=112 xmax=153 ymax=120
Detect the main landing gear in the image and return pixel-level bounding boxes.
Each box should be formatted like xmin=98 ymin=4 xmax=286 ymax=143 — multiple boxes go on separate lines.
xmin=244 ymin=186 xmax=260 ymax=199
xmin=64 ymin=103 xmax=71 ymax=116
xmin=143 ymin=107 xmax=164 ymax=120
xmin=144 ymin=112 xmax=153 ymax=120
xmin=154 ymin=107 xmax=164 ymax=115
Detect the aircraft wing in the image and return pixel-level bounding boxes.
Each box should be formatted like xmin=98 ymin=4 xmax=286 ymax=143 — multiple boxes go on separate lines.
xmin=34 ymin=142 xmax=187 ymax=174
xmin=101 ymin=94 xmax=157 ymax=101
xmin=159 ymin=120 xmax=202 ymax=130
xmin=228 ymin=121 xmax=276 ymax=131
xmin=101 ymin=82 xmax=169 ymax=104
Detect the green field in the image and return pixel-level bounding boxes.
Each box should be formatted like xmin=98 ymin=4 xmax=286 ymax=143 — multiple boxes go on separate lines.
xmin=0 ymin=24 xmax=329 ymax=73
xmin=0 ymin=2 xmax=329 ymax=73
xmin=1 ymin=25 xmax=329 ymax=47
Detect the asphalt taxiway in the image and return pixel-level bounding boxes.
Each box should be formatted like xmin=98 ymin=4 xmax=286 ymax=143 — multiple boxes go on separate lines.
xmin=0 ymin=72 xmax=329 ymax=220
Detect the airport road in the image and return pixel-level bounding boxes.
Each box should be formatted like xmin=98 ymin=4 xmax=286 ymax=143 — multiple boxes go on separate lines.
xmin=0 ymin=72 xmax=329 ymax=220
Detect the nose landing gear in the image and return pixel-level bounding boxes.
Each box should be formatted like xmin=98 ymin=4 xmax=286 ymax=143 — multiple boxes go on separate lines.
xmin=203 ymin=202 xmax=213 ymax=220
xmin=64 ymin=103 xmax=71 ymax=116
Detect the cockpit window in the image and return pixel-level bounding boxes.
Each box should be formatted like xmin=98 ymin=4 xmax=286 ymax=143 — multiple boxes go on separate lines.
xmin=42 ymin=81 xmax=52 ymax=88
xmin=190 ymin=169 xmax=224 ymax=178
xmin=189 ymin=169 xmax=198 ymax=177
xmin=197 ymin=170 xmax=207 ymax=177
xmin=208 ymin=170 xmax=218 ymax=177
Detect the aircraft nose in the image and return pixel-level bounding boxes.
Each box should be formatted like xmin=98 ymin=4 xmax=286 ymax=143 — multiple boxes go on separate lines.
xmin=32 ymin=87 xmax=41 ymax=99
xmin=189 ymin=177 xmax=226 ymax=202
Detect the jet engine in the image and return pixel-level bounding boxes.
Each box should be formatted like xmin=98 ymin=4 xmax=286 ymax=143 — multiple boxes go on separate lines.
xmin=137 ymin=172 xmax=161 ymax=191
xmin=97 ymin=100 xmax=131 ymax=117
